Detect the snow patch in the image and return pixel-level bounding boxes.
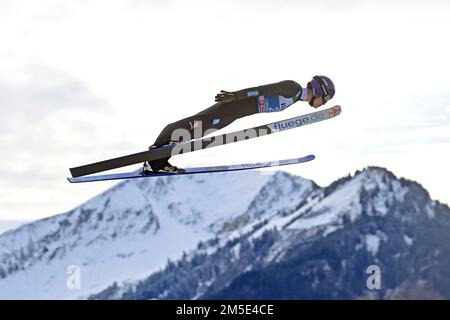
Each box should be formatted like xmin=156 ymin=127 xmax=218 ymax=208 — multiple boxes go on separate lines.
xmin=404 ymin=235 xmax=413 ymax=246
xmin=231 ymin=243 xmax=241 ymax=259
xmin=288 ymin=210 xmax=338 ymax=231
xmin=426 ymin=203 xmax=435 ymax=219
xmin=392 ymin=180 xmax=408 ymax=202
xmin=365 ymin=234 xmax=380 ymax=256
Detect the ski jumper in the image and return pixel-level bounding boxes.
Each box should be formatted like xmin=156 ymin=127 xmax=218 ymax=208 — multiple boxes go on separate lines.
xmin=150 ymin=80 xmax=304 ymax=170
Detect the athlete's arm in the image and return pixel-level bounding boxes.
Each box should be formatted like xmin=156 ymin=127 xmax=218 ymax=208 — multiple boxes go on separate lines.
xmin=215 ymin=80 xmax=303 ymax=103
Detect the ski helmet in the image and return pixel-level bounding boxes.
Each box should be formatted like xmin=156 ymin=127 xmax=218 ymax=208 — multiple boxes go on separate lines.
xmin=309 ymin=75 xmax=335 ymax=103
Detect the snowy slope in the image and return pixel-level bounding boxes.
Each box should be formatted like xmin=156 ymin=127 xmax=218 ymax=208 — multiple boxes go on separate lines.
xmin=0 ymin=169 xmax=315 ymax=299
xmin=2 ymin=165 xmax=445 ymax=300
xmin=0 ymin=220 xmax=29 ymax=236
xmin=89 ymin=166 xmax=450 ymax=300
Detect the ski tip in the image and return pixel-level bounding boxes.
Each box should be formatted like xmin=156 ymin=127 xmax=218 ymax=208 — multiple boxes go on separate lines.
xmin=299 ymin=154 xmax=315 ymax=163
xmin=326 ymin=105 xmax=341 ymax=117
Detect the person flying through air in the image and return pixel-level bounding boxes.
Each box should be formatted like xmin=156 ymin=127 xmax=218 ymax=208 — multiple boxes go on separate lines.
xmin=142 ymin=75 xmax=335 ymax=174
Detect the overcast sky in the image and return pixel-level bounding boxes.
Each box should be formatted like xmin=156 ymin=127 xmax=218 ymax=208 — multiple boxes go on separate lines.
xmin=0 ymin=0 xmax=449 ymax=220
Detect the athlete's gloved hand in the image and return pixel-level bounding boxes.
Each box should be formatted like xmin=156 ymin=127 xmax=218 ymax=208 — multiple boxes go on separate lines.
xmin=215 ymin=90 xmax=236 ymax=103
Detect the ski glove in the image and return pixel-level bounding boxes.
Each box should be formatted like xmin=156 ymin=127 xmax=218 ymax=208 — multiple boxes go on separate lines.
xmin=215 ymin=90 xmax=236 ymax=103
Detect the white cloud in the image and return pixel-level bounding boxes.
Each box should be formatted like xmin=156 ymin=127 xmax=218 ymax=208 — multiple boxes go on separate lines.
xmin=0 ymin=0 xmax=450 ymax=219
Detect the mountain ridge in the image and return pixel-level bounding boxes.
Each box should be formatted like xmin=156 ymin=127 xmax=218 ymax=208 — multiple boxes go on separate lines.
xmin=0 ymin=169 xmax=313 ymax=299
xmin=91 ymin=166 xmax=450 ymax=300
xmin=0 ymin=166 xmax=448 ymax=299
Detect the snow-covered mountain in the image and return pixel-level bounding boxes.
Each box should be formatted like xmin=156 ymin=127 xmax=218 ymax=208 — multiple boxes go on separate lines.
xmin=0 ymin=170 xmax=315 ymax=299
xmin=1 ymin=166 xmax=449 ymax=299
xmin=91 ymin=167 xmax=450 ymax=300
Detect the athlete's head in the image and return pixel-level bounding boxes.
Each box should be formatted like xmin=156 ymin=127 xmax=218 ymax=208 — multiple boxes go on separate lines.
xmin=307 ymin=75 xmax=335 ymax=108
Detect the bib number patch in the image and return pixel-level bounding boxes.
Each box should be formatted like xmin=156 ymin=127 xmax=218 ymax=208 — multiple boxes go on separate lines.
xmin=258 ymin=96 xmax=292 ymax=113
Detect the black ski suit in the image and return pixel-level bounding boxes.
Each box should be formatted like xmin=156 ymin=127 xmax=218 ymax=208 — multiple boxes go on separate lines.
xmin=150 ymin=80 xmax=304 ymax=170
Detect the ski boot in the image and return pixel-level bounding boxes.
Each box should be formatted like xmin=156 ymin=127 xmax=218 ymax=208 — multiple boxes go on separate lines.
xmin=141 ymin=144 xmax=185 ymax=174
xmin=159 ymin=161 xmax=185 ymax=174
xmin=141 ymin=159 xmax=185 ymax=174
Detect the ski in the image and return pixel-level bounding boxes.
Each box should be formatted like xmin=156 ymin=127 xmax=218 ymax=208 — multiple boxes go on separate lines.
xmin=67 ymin=155 xmax=315 ymax=183
xmin=69 ymin=105 xmax=341 ymax=178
